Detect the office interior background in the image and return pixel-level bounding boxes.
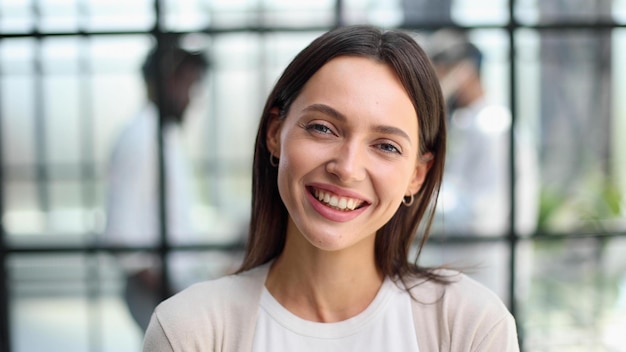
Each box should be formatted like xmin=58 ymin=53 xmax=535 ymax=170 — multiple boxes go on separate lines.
xmin=1 ymin=0 xmax=626 ymax=351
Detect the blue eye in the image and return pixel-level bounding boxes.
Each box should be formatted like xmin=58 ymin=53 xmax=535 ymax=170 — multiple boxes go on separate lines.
xmin=305 ymin=123 xmax=333 ymax=134
xmin=377 ymin=143 xmax=401 ymax=154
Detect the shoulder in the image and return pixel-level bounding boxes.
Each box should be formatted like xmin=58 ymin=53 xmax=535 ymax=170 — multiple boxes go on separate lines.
xmin=156 ymin=264 xmax=268 ymax=322
xmin=407 ymin=269 xmax=512 ymax=321
xmin=409 ymin=269 xmax=505 ymax=307
xmin=146 ymin=264 xmax=269 ymax=351
xmin=405 ymin=270 xmax=519 ymax=351
xmin=110 ymin=105 xmax=156 ymax=159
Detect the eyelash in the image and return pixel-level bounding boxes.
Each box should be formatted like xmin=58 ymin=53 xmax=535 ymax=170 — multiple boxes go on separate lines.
xmin=376 ymin=142 xmax=402 ymax=155
xmin=304 ymin=122 xmax=334 ymax=135
xmin=303 ymin=122 xmax=403 ymax=156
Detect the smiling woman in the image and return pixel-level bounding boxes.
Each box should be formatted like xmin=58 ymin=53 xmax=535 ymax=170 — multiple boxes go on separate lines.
xmin=265 ymin=56 xmax=425 ymax=253
xmin=142 ymin=25 xmax=520 ymax=352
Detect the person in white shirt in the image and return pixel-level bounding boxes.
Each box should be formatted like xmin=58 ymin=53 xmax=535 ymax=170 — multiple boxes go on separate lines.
xmin=426 ymin=29 xmax=539 ymax=305
xmin=143 ymin=25 xmax=519 ymax=351
xmin=104 ymin=38 xmax=209 ymax=332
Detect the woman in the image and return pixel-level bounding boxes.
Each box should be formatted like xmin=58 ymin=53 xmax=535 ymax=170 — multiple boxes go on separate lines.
xmin=143 ymin=25 xmax=519 ymax=352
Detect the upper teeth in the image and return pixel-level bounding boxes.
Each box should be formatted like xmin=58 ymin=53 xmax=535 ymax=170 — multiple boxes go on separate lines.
xmin=314 ymin=189 xmax=362 ymax=211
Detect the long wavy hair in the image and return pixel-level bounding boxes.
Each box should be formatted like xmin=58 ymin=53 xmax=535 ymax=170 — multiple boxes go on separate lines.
xmin=238 ymin=25 xmax=447 ymax=282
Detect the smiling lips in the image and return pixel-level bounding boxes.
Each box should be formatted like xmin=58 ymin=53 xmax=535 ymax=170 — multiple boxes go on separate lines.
xmin=312 ymin=187 xmax=367 ymax=211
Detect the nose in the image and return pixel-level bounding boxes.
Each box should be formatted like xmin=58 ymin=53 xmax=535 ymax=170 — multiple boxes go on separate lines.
xmin=326 ymin=141 xmax=367 ymax=183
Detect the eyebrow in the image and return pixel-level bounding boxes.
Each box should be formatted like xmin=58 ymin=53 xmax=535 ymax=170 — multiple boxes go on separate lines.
xmin=301 ymin=103 xmax=413 ymax=145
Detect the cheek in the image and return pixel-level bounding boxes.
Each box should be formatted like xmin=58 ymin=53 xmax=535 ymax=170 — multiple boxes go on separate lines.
xmin=373 ymin=164 xmax=414 ymax=200
xmin=276 ymin=139 xmax=310 ymax=190
xmin=280 ymin=136 xmax=319 ymax=172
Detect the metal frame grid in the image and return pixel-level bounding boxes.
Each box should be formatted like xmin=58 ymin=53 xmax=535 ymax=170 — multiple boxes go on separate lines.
xmin=1 ymin=1 xmax=625 ymax=351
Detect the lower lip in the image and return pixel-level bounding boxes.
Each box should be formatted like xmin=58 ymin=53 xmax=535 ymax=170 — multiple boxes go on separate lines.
xmin=306 ymin=190 xmax=368 ymax=222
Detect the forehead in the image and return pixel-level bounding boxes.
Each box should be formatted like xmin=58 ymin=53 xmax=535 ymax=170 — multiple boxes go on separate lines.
xmin=291 ymin=56 xmax=419 ymax=139
xmin=300 ymin=56 xmax=414 ymax=110
xmin=304 ymin=56 xmax=405 ymax=94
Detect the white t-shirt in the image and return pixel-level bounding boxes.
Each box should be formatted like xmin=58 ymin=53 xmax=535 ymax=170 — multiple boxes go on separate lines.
xmin=252 ymin=277 xmax=420 ymax=352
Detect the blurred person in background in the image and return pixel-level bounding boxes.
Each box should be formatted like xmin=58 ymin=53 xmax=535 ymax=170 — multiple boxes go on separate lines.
xmin=426 ymin=29 xmax=539 ymax=304
xmin=103 ymin=36 xmax=209 ymax=332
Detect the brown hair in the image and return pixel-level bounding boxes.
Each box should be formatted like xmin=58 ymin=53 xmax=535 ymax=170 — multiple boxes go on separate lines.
xmin=238 ymin=25 xmax=447 ymax=282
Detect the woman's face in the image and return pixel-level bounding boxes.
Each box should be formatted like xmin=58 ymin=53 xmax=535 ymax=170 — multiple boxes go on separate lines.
xmin=267 ymin=56 xmax=431 ymax=253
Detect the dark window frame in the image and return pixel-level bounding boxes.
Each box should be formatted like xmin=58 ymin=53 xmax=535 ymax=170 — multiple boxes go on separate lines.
xmin=1 ymin=1 xmax=626 ymax=351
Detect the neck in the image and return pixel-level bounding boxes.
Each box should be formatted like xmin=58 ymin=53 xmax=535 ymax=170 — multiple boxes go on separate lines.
xmin=266 ymin=224 xmax=383 ymax=323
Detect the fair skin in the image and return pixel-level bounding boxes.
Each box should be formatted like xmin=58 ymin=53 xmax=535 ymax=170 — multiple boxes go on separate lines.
xmin=265 ymin=56 xmax=431 ymax=323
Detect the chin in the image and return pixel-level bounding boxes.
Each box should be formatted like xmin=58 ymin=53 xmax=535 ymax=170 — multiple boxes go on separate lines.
xmin=302 ymin=230 xmax=371 ymax=253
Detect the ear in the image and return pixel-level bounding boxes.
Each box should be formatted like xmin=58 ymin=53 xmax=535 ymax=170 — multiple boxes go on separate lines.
xmin=266 ymin=107 xmax=283 ymax=157
xmin=406 ymin=152 xmax=434 ymax=196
